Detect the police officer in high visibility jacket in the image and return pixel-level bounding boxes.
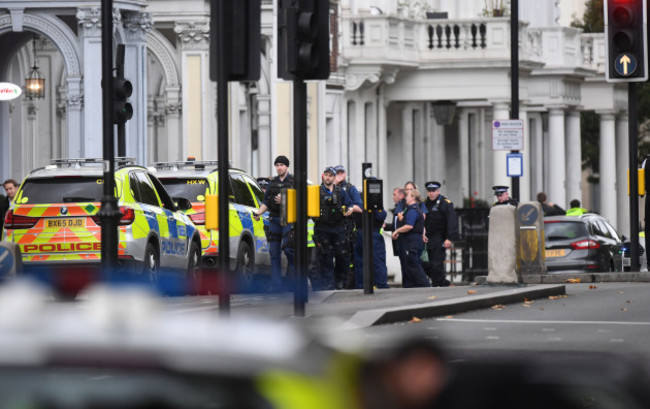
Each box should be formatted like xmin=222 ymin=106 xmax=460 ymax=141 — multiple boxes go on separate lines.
xmin=253 ymin=155 xmax=294 ymax=292
xmin=423 ymin=181 xmax=458 ymax=287
xmin=391 ymin=189 xmax=430 ymax=288
xmin=314 ymin=167 xmax=354 ymax=290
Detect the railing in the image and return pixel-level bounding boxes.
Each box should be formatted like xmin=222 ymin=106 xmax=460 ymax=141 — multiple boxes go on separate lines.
xmin=342 ymin=14 xmax=605 ymax=74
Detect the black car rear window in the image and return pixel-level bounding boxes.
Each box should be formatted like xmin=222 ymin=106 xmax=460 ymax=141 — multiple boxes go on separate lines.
xmin=159 ymin=178 xmax=210 ymax=202
xmin=544 ymin=221 xmax=588 ymax=241
xmin=19 ymin=177 xmax=104 ymax=204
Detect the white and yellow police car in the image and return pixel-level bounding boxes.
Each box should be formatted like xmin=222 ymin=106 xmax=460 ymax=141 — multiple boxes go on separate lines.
xmin=150 ymin=160 xmax=270 ymax=285
xmin=1 ymin=158 xmax=201 ymax=294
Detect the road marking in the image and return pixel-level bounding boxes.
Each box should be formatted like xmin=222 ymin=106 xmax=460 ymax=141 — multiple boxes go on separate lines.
xmin=436 ymin=318 xmax=650 ymax=326
xmin=485 ymin=335 xmax=500 ymax=340
xmin=548 ymin=337 xmax=563 ymax=342
xmin=542 ymin=328 xmax=556 ymax=332
xmin=610 ymin=339 xmax=625 ymax=343
xmin=483 ymin=327 xmax=498 ymax=331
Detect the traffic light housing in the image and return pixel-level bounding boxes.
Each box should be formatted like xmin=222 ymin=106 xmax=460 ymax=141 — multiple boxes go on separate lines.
xmin=278 ymin=0 xmax=330 ymax=80
xmin=113 ymin=77 xmax=133 ymax=124
xmin=209 ymin=0 xmax=261 ymax=82
xmin=605 ymin=0 xmax=648 ymax=82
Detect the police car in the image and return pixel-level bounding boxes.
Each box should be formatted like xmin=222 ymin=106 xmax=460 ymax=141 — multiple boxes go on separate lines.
xmin=150 ymin=160 xmax=270 ymax=284
xmin=1 ymin=158 xmax=202 ymax=295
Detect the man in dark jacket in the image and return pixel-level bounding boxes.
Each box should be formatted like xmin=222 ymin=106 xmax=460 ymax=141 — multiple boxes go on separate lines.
xmin=423 ymin=181 xmax=459 ymax=287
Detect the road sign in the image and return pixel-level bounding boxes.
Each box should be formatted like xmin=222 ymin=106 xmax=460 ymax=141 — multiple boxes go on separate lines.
xmin=614 ymin=53 xmax=638 ymax=77
xmin=506 ymin=152 xmax=523 ymax=177
xmin=0 ymin=243 xmax=21 ymax=277
xmin=492 ymin=119 xmax=524 ymax=151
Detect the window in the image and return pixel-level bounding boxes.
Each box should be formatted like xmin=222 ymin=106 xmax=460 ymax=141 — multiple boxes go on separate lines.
xmin=18 ymin=177 xmax=104 ymax=204
xmin=231 ymin=174 xmax=256 ymax=207
xmin=129 ymin=173 xmax=141 ymax=202
xmin=242 ymin=174 xmax=264 ymax=205
xmin=134 ymin=172 xmax=160 ymax=207
xmin=149 ymin=174 xmax=177 ymax=212
xmin=158 ymin=178 xmax=209 ymax=202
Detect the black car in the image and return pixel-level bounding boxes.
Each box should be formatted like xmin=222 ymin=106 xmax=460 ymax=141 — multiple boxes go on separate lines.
xmin=544 ymin=214 xmax=623 ymax=273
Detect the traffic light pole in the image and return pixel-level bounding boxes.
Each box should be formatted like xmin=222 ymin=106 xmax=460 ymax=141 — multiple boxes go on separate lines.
xmin=293 ymin=79 xmax=308 ymax=316
xmin=116 ymin=44 xmax=126 ymax=157
xmin=99 ymin=0 xmax=121 ymax=273
xmin=628 ymin=83 xmax=640 ymax=272
xmin=510 ymin=0 xmax=520 ymax=201
xmin=215 ymin=0 xmax=231 ymax=315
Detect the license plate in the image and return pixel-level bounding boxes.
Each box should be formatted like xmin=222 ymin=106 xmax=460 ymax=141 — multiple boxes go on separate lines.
xmin=545 ymin=249 xmax=565 ymax=258
xmin=46 ymin=218 xmax=85 ymax=228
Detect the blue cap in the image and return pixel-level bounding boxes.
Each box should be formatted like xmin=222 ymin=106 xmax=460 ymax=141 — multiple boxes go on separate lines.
xmin=323 ymin=166 xmax=337 ymax=175
xmin=425 ymin=181 xmax=441 ymax=191
xmin=334 ymin=165 xmax=346 ymax=173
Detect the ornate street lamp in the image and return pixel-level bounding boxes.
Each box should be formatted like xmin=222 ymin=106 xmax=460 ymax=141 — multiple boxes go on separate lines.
xmin=24 ymin=35 xmax=45 ymax=100
xmin=431 ymin=100 xmax=456 ymax=126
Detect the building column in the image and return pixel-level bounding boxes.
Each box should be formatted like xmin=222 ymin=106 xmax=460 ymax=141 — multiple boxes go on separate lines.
xmin=123 ymin=11 xmax=152 ymax=164
xmin=492 ymin=101 xmax=510 ymax=187
xmin=548 ymin=107 xmax=567 ymax=207
xmin=599 ymin=111 xmax=617 ymax=227
xmin=519 ymin=108 xmax=530 ymax=202
xmin=616 ymin=112 xmax=630 ymax=235
xmin=176 ymin=21 xmax=211 ymax=159
xmin=257 ymin=93 xmax=272 ymax=175
xmin=402 ymin=103 xmax=414 ymax=183
xmin=565 ymin=109 xmax=582 ymax=209
xmin=458 ymin=108 xmax=470 ymax=202
xmin=377 ymin=84 xmax=388 ymax=194
xmin=76 ymin=7 xmax=103 ymax=157
xmin=65 ymin=76 xmax=83 ymax=157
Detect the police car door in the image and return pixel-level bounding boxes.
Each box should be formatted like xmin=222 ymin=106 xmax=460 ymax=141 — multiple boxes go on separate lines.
xmin=233 ymin=173 xmax=270 ymax=266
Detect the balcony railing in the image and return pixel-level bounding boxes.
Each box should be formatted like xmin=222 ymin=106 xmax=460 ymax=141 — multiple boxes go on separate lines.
xmin=341 ymin=14 xmax=605 ymax=74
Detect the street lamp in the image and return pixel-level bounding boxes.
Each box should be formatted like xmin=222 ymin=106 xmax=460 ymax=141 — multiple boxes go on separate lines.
xmin=24 ymin=35 xmax=45 ymax=100
xmin=431 ymin=100 xmax=456 ymax=125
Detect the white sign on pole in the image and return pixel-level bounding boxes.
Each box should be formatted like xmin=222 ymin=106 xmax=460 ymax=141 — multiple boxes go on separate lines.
xmin=492 ymin=119 xmax=524 ymax=151
xmin=0 ymin=83 xmax=22 ymax=101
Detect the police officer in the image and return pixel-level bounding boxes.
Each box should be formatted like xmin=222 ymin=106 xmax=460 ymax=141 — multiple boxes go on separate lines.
xmin=335 ymin=165 xmax=363 ymax=289
xmin=314 ymin=167 xmax=354 ymax=290
xmin=492 ymin=185 xmax=518 ymax=206
xmin=253 ymin=156 xmax=294 ymax=292
xmin=422 ymin=181 xmax=458 ymax=287
xmin=256 ymin=177 xmax=270 ymax=194
xmin=353 ymin=180 xmax=389 ymax=289
xmin=391 ymin=189 xmax=430 ymax=288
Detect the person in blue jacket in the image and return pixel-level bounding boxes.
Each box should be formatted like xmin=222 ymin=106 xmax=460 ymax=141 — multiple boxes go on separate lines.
xmin=391 ymin=189 xmax=430 ymax=288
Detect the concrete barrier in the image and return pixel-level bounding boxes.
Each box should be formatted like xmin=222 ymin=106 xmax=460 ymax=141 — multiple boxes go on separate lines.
xmin=0 ymin=241 xmax=22 ymax=278
xmin=486 ymin=205 xmax=520 ymax=284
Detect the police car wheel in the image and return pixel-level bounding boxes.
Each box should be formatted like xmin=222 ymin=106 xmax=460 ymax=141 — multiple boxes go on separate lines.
xmin=143 ymin=242 xmax=159 ymax=282
xmin=186 ymin=241 xmax=201 ymax=293
xmin=235 ymin=241 xmax=255 ymax=285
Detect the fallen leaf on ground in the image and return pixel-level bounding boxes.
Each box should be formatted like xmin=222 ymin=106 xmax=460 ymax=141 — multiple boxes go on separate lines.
xmin=627 ymin=300 xmax=632 ymax=303
xmin=524 ymin=299 xmax=535 ymax=304
xmin=428 ymin=296 xmax=438 ymax=300
xmin=467 ymin=290 xmax=477 ymax=295
xmin=491 ymin=304 xmax=506 ymax=310
xmin=409 ymin=317 xmax=422 ymax=323
xmin=548 ymin=296 xmax=559 ymax=300
xmin=589 ymin=285 xmax=598 ymax=289
xmin=522 ymin=304 xmax=531 ymax=308
xmin=445 ymin=315 xmax=454 ymax=319
xmin=566 ymin=278 xmax=581 ymax=283
xmin=621 ymin=308 xmax=628 ymax=312
xmin=618 ymin=291 xmax=625 ymax=294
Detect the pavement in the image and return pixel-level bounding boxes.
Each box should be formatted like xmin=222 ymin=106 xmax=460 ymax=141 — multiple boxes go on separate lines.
xmin=225 ymin=271 xmax=650 ymax=329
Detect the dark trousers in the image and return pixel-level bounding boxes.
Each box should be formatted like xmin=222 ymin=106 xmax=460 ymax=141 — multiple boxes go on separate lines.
xmin=268 ymin=219 xmax=294 ymax=289
xmin=353 ymin=228 xmax=388 ymax=289
xmin=313 ymin=224 xmax=347 ymax=290
xmin=398 ymin=235 xmax=430 ymax=288
xmin=423 ymin=236 xmax=450 ymax=287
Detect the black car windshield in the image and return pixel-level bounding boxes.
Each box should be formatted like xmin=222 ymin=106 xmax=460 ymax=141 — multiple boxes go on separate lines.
xmin=159 ymin=178 xmax=209 ymax=202
xmin=19 ymin=177 xmax=104 ymax=204
xmin=544 ymin=221 xmax=588 ymax=241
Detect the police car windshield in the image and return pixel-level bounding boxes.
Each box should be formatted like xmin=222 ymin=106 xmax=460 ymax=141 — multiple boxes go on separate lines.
xmin=19 ymin=177 xmax=104 ymax=204
xmin=159 ymin=178 xmax=209 ymax=202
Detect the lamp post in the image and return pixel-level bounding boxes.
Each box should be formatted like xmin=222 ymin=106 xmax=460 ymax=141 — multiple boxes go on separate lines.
xmin=24 ymin=35 xmax=45 ymax=100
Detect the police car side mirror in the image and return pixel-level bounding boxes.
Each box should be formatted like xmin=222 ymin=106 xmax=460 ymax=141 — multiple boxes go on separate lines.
xmin=173 ymin=197 xmax=193 ymax=211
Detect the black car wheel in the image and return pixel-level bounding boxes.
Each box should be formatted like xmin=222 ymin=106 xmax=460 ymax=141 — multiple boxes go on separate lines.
xmin=143 ymin=242 xmax=159 ymax=283
xmin=186 ymin=240 xmax=201 ymax=294
xmin=235 ymin=241 xmax=255 ymax=288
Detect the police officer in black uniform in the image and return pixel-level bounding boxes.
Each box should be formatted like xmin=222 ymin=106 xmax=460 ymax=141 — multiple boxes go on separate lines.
xmin=253 ymin=156 xmax=294 ymax=292
xmin=391 ymin=189 xmax=430 ymax=288
xmin=314 ymin=167 xmax=354 ymax=290
xmin=492 ymin=185 xmax=518 ymax=206
xmin=334 ymin=165 xmax=363 ymax=289
xmin=422 ymin=181 xmax=459 ymax=287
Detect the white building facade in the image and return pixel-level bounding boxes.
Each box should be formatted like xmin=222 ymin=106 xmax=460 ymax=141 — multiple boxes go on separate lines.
xmin=0 ymin=0 xmax=633 ymax=235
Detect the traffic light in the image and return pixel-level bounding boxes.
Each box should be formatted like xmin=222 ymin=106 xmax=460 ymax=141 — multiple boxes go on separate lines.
xmin=278 ymin=0 xmax=330 ymax=80
xmin=209 ymin=0 xmax=261 ymax=82
xmin=113 ymin=76 xmax=133 ymax=124
xmin=605 ymin=0 xmax=648 ymax=82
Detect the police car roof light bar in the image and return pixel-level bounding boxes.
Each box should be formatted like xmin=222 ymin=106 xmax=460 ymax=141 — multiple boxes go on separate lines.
xmin=50 ymin=158 xmax=135 ymax=168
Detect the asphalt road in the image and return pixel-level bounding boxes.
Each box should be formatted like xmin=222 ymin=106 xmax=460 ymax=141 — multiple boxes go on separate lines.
xmin=360 ymin=283 xmax=650 ymax=359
